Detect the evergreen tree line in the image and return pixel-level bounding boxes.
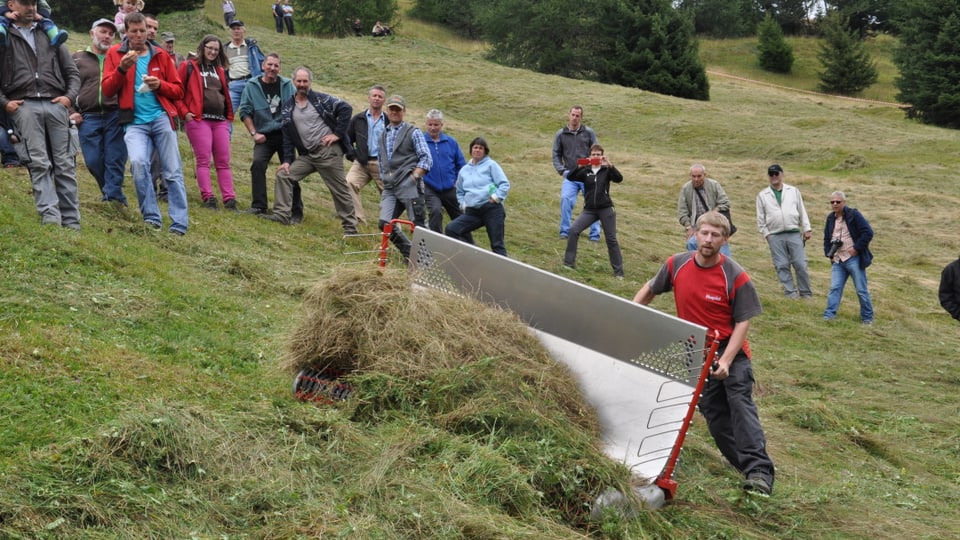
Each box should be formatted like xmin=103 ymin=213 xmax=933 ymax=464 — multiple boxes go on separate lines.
xmin=678 ymin=0 xmax=905 ymax=38
xmin=413 ymin=0 xmax=710 ymax=101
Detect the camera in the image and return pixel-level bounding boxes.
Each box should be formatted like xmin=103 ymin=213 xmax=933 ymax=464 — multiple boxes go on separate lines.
xmin=576 ymin=157 xmax=602 ymax=167
xmin=827 ymin=239 xmax=843 ymax=259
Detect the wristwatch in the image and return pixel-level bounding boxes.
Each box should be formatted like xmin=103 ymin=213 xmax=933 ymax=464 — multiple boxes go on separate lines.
xmin=249 ymin=130 xmax=257 ymax=137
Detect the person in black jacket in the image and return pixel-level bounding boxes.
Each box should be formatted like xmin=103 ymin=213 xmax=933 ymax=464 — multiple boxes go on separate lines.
xmin=260 ymin=67 xmax=356 ymax=234
xmin=822 ymin=191 xmax=874 ymax=324
xmin=345 ymin=84 xmax=386 ymax=225
xmin=562 ymin=144 xmax=624 ymax=278
xmin=939 ymin=257 xmax=960 ymax=322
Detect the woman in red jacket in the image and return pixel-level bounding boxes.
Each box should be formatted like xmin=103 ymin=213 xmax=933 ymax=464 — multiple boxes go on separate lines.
xmin=177 ymin=34 xmax=236 ymax=210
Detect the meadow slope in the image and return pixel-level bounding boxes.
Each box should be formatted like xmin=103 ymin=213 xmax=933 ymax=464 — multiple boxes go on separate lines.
xmin=0 ymin=6 xmax=958 ymax=539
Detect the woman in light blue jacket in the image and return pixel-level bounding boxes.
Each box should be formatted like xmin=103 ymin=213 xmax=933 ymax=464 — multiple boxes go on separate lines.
xmin=445 ymin=137 xmax=510 ymax=256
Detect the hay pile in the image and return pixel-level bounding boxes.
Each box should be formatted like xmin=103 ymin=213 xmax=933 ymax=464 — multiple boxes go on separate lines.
xmin=279 ymin=268 xmax=637 ymax=529
xmin=281 ymin=267 xmax=599 ymax=433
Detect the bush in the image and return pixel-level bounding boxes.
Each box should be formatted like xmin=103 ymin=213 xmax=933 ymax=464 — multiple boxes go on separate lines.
xmin=757 ymin=14 xmax=794 ymax=73
xmin=817 ymin=14 xmax=878 ymax=95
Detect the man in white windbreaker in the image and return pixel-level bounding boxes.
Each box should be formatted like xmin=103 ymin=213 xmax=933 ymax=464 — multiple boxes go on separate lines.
xmin=756 ymin=164 xmax=812 ymax=299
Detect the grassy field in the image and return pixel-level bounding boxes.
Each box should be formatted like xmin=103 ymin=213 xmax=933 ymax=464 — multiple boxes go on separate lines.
xmin=1 ymin=2 xmax=959 ymax=538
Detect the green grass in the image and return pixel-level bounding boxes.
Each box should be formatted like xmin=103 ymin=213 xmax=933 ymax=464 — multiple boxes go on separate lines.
xmin=2 ymin=4 xmax=959 ymax=538
xmin=699 ymin=34 xmax=902 ymax=103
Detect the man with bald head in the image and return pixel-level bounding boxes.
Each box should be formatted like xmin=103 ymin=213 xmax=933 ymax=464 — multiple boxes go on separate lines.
xmin=261 ymin=66 xmax=356 ymax=234
xmin=678 ymin=163 xmax=732 ymax=255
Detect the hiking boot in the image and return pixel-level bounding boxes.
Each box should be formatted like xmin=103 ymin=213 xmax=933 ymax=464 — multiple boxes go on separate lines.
xmin=244 ymin=207 xmax=268 ymax=215
xmin=258 ymin=213 xmax=290 ymax=225
xmin=203 ymin=197 xmax=219 ymax=210
xmin=743 ymin=476 xmax=772 ymax=496
xmin=291 ymin=213 xmax=303 ymax=224
xmin=223 ymin=198 xmax=238 ymax=212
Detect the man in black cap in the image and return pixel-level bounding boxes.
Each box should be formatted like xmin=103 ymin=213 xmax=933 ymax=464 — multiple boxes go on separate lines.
xmin=755 ymin=164 xmax=813 ymax=299
xmin=159 ymin=31 xmax=184 ymax=68
xmin=224 ymin=20 xmax=264 ymax=112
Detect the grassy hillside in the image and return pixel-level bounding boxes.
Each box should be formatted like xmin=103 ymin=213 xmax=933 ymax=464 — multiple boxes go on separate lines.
xmin=1 ymin=4 xmax=959 ymax=538
xmin=700 ymin=34 xmax=901 ymax=104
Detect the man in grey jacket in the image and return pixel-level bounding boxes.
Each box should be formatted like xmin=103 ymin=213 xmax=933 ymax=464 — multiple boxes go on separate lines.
xmin=0 ymin=0 xmax=81 ymax=229
xmin=552 ymin=105 xmax=600 ymax=241
xmin=678 ymin=163 xmax=731 ymax=255
xmin=756 ymin=164 xmax=812 ymax=299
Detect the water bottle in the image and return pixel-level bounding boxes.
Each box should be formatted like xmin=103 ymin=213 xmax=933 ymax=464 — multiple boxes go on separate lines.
xmin=68 ymin=119 xmax=79 ymax=157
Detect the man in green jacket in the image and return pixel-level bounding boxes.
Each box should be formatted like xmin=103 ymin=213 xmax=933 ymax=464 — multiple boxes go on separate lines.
xmin=237 ymin=52 xmax=301 ymax=218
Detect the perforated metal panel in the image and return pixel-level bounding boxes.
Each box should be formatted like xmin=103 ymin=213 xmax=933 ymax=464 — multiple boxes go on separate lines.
xmin=409 ymin=229 xmax=709 ymax=479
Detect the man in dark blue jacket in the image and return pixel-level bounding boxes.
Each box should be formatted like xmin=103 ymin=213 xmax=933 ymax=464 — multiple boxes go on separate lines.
xmin=260 ymin=67 xmax=357 ymax=234
xmin=822 ymin=191 xmax=874 ymax=324
xmin=423 ymin=109 xmax=470 ymax=238
xmin=940 ymin=256 xmax=960 ymax=322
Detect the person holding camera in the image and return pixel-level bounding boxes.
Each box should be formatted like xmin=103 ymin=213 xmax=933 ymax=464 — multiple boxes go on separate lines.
xmin=822 ymin=191 xmax=874 ymax=324
xmin=563 ymin=144 xmax=624 ymax=278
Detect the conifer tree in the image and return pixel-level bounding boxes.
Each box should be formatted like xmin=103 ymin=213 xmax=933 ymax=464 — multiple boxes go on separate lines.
xmin=894 ymin=0 xmax=960 ymax=128
xmin=817 ymin=14 xmax=878 ymax=94
xmin=757 ymin=14 xmax=794 ymax=73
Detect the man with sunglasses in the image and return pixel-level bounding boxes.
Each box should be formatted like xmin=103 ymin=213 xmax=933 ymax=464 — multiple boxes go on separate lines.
xmin=823 ymin=191 xmax=874 ymax=324
xmin=755 ymin=164 xmax=812 ymax=299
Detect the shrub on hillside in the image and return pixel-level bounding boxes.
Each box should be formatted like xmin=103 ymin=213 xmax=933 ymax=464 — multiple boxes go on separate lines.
xmin=757 ymin=14 xmax=794 ymax=73
xmin=298 ymin=0 xmax=400 ymax=37
xmin=410 ymin=0 xmax=484 ymax=38
xmin=480 ymin=0 xmax=709 ymax=100
xmin=817 ymin=14 xmax=878 ymax=95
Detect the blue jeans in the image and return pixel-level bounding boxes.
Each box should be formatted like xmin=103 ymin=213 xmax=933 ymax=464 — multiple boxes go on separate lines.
xmin=824 ymin=255 xmax=874 ymax=322
xmin=228 ymin=80 xmax=248 ymax=120
xmin=124 ymin=116 xmax=189 ymax=234
xmin=78 ymin=111 xmax=128 ymax=203
xmin=560 ymin=176 xmax=600 ymax=240
xmin=687 ymin=234 xmax=731 ymax=256
xmin=446 ymin=202 xmax=507 ymax=257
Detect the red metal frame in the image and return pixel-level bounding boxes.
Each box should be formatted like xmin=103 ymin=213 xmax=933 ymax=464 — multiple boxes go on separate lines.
xmin=378 ymin=219 xmax=416 ymax=268
xmin=654 ymin=330 xmax=721 ymax=500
